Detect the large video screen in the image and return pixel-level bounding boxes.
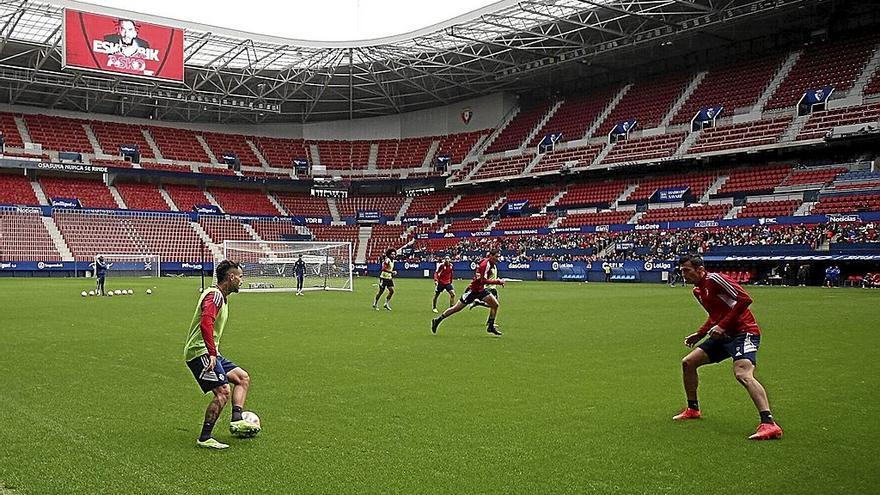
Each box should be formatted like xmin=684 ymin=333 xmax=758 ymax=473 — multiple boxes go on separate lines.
xmin=63 ymin=9 xmax=184 ymax=82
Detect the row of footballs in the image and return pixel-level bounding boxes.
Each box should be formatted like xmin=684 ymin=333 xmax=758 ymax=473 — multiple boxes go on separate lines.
xmin=81 ymin=289 xmax=154 ymax=297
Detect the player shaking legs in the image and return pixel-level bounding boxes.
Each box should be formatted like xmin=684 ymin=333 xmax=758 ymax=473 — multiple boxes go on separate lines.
xmin=184 ymin=260 xmax=260 ymax=449
xmin=432 ymin=249 xmax=504 ymax=336
xmin=373 ymin=248 xmax=397 ymax=311
xmin=432 ymin=256 xmax=456 ymax=313
xmin=674 ymin=254 xmax=783 ymax=440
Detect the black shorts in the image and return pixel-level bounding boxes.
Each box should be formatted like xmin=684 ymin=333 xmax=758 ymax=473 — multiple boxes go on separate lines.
xmin=186 ymin=354 xmax=239 ymax=393
xmin=487 ymin=288 xmax=498 ymax=299
xmin=379 ymin=278 xmax=394 ymax=289
xmin=435 ymin=282 xmax=454 ymax=293
xmin=698 ymin=333 xmax=761 ymax=365
xmin=460 ymin=288 xmax=491 ymax=305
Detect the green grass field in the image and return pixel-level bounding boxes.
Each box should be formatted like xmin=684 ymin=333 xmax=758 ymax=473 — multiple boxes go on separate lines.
xmin=1 ymin=276 xmax=878 ymax=494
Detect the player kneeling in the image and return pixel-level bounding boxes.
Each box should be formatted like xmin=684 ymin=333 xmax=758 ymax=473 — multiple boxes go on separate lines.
xmin=432 ymin=249 xmax=504 ymax=336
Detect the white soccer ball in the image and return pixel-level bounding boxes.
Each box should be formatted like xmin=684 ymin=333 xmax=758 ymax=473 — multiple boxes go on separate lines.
xmin=127 ymin=289 xmax=134 ymax=295
xmin=146 ymin=289 xmax=152 ymax=295
xmin=242 ymin=411 xmax=261 ymax=428
xmin=81 ymin=291 xmax=87 ymax=297
xmin=88 ymin=290 xmax=95 ymax=296
xmin=107 ymin=291 xmax=114 ymax=297
xmin=114 ymin=290 xmax=122 ymax=296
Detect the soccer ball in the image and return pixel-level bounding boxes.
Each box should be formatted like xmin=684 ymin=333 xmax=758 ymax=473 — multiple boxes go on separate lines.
xmin=146 ymin=289 xmax=152 ymax=295
xmin=127 ymin=289 xmax=133 ymax=295
xmin=242 ymin=411 xmax=261 ymax=429
xmin=81 ymin=291 xmax=87 ymax=297
xmin=114 ymin=290 xmax=122 ymax=296
xmin=107 ymin=291 xmax=114 ymax=297
xmin=88 ymin=290 xmax=95 ymax=296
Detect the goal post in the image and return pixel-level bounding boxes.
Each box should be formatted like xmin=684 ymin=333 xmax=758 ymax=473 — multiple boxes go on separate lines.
xmin=220 ymin=240 xmax=353 ymax=292
xmin=94 ymin=254 xmax=161 ymax=277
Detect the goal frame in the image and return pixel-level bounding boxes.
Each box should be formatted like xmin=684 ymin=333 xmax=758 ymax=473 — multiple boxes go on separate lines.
xmin=220 ymin=240 xmax=353 ymax=293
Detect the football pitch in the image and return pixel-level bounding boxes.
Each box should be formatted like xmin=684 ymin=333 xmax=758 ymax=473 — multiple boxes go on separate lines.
xmin=1 ymin=276 xmax=878 ymax=494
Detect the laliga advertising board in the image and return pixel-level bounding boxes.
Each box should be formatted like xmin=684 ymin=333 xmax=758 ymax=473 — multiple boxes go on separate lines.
xmin=63 ymin=9 xmax=184 ymax=82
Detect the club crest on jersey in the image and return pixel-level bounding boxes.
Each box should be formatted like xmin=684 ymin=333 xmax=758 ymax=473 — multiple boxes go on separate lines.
xmin=461 ymin=107 xmax=472 ymax=124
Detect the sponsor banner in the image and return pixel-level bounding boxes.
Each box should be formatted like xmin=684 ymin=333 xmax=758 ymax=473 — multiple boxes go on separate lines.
xmin=694 ymin=106 xmax=723 ymax=123
xmin=652 ymin=186 xmax=690 ymax=203
xmin=705 ymin=255 xmax=880 ymax=262
xmin=0 ymin=261 xmax=212 ymax=271
xmin=356 ymin=210 xmax=381 ymax=222
xmin=51 ymin=197 xmax=82 ymax=209
xmin=610 ymin=119 xmax=637 ymax=136
xmin=63 ymin=9 xmax=185 ymax=82
xmin=193 ymin=204 xmax=221 ymax=214
xmin=403 ymin=216 xmax=432 ymax=223
xmin=505 ymin=200 xmax=529 ymax=213
xmin=801 ymin=86 xmax=834 ymax=107
xmin=538 ymin=133 xmax=563 ymax=147
xmin=35 ymin=162 xmax=109 ymax=173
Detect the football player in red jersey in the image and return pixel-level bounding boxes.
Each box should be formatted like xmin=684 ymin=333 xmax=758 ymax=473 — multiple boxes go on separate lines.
xmin=674 ymin=254 xmax=783 ymax=440
xmin=432 ymin=256 xmax=456 ymax=313
xmin=431 ymin=250 xmax=504 ymax=336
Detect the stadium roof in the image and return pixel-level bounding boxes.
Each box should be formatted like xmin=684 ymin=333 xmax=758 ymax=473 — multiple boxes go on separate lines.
xmin=0 ymin=0 xmax=824 ymax=123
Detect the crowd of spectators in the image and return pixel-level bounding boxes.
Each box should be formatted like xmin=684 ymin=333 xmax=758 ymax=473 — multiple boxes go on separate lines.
xmin=406 ymin=223 xmax=876 ymax=262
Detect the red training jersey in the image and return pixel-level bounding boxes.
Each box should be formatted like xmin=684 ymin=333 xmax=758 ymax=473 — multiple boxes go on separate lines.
xmin=435 ymin=263 xmax=454 ymax=285
xmin=692 ymin=272 xmax=760 ymax=336
xmin=467 ymin=258 xmax=502 ymax=292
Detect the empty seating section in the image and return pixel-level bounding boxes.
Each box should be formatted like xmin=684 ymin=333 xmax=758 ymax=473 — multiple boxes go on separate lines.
xmin=532 ymin=145 xmax=603 ymax=174
xmin=779 ymin=167 xmax=847 ymax=187
xmin=477 ymin=154 xmax=534 ymax=180
xmin=209 ymin=188 xmax=279 ymax=216
xmin=444 ymin=218 xmax=490 ymax=233
xmin=596 ymin=73 xmax=691 ymax=135
xmin=375 ymin=138 xmax=432 ymax=169
xmin=272 ymin=192 xmax=330 ymax=217
xmin=486 ymin=103 xmax=551 ymax=153
xmin=23 ymin=114 xmax=93 ymax=154
xmin=0 ymin=113 xmax=24 ymax=148
xmin=202 ymin=132 xmax=260 ymax=167
xmin=529 ymin=89 xmax=616 ymax=146
xmin=316 ymin=141 xmax=371 ymax=170
xmin=797 ymin=103 xmax=880 ymax=140
xmin=0 ymin=174 xmax=38 ymax=205
xmin=737 ymin=200 xmax=801 ymax=218
xmin=436 ymin=130 xmax=487 ymax=164
xmin=688 ymin=117 xmax=791 ymax=154
xmin=639 ymin=204 xmax=730 ymax=223
xmin=253 ymin=137 xmax=309 ymax=169
xmin=198 ymin=164 xmax=236 ymax=176
xmin=90 ymin=158 xmax=134 ymax=168
xmin=335 ymin=195 xmax=404 ymax=218
xmin=54 ymin=210 xmax=202 ymax=261
xmin=90 ymin=120 xmax=154 ymax=158
xmin=555 ymin=180 xmax=629 ymax=208
xmin=413 ymin=236 xmax=461 ymax=252
xmin=558 ymin=211 xmax=632 ymax=227
xmin=603 ymin=133 xmax=686 ymax=164
xmin=114 ymin=183 xmax=170 ymax=211
xmin=715 ymin=166 xmax=791 ymax=196
xmin=827 ymin=171 xmax=880 ymax=192
xmin=141 ymin=161 xmax=192 ymax=173
xmin=163 ymin=184 xmax=209 ymax=212
xmin=249 ymin=219 xmax=303 ymax=242
xmin=40 ymin=177 xmax=117 ymax=208
xmin=199 ymin=216 xmax=254 ymax=244
xmin=865 ymin=69 xmax=880 ymax=95
xmin=627 ymin=172 xmax=717 ymax=202
xmin=308 ymin=225 xmax=360 ymax=254
xmin=366 ymin=225 xmax=407 ymax=261
xmin=492 ymin=216 xmax=551 ymax=230
xmin=503 ymin=188 xmax=561 ymax=211
xmin=767 ymin=33 xmax=879 ymax=110
xmin=0 ymin=209 xmax=59 ymax=260
xmin=813 ymin=193 xmax=880 ymax=214
xmin=149 ymin=126 xmax=210 ymax=163
xmin=445 ymin=192 xmax=502 ymax=216
xmin=403 ymin=192 xmax=455 ymax=219
xmin=672 ymin=55 xmax=783 ymax=124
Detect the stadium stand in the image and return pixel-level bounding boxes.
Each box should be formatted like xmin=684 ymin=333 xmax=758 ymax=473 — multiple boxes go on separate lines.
xmin=252 ymin=136 xmax=310 ymax=169
xmin=528 ymin=89 xmax=617 ymax=146
xmin=209 ymin=187 xmax=280 ymax=216
xmin=0 ymin=174 xmax=39 ymax=205
xmin=375 ymin=138 xmax=433 ymax=169
xmin=737 ymin=199 xmax=801 ymax=218
xmin=336 ymin=195 xmax=405 ymax=218
xmin=271 ymin=192 xmax=331 ymax=217
xmin=113 ymin=183 xmax=172 ymax=211
xmin=486 ymin=103 xmax=552 ymax=154
xmin=23 ymin=114 xmax=93 ymax=154
xmin=445 ymin=192 xmax=503 ymax=217
xmin=0 ymin=208 xmax=60 ymax=260
xmin=797 ymin=103 xmax=880 ymax=141
xmin=402 ymin=191 xmax=456 ymax=219
xmin=626 ymin=171 xmax=718 ymax=203
xmin=316 ymin=141 xmax=371 ymax=170
xmin=713 ymin=165 xmax=792 ymax=196
xmin=39 ymin=177 xmax=117 ymax=209
xmin=163 ymin=184 xmax=210 ymax=212
xmin=365 ymin=225 xmax=407 ymax=261
xmin=435 ymin=130 xmax=488 ymax=164
xmin=0 ymin=113 xmax=25 ymax=148
xmin=779 ymin=166 xmax=847 ymax=187
xmin=603 ymin=132 xmax=686 ymax=164
xmin=475 ymin=153 xmax=535 ymax=180
xmin=556 ymin=210 xmax=633 ymax=227
xmin=492 ymin=215 xmax=552 ymax=230
xmin=553 ymin=180 xmax=629 ymax=209
xmin=201 ymin=131 xmax=261 ymax=167
xmin=595 ymin=73 xmax=691 ymax=135
xmin=148 ymin=126 xmax=211 ymax=163
xmin=688 ymin=116 xmax=792 ymax=154
xmin=444 ymin=218 xmax=491 ymax=233
xmin=639 ymin=204 xmax=731 ymax=223
xmin=89 ymin=120 xmax=155 ymax=159
xmin=530 ymin=144 xmax=604 ymax=174
xmin=813 ymin=193 xmax=880 ymax=214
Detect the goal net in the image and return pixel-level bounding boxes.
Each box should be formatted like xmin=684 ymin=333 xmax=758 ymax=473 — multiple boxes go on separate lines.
xmin=219 ymin=240 xmax=353 ymax=292
xmin=95 ymin=254 xmax=161 ymax=277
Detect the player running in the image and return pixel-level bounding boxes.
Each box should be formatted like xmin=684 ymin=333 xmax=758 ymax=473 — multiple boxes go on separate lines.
xmin=184 ymin=260 xmax=260 ymax=449
xmin=293 ymin=254 xmax=306 ymax=296
xmin=469 ymin=255 xmax=500 ymax=310
xmin=432 ymin=256 xmax=456 ymax=313
xmin=431 ymin=249 xmax=504 ymax=336
xmin=373 ymin=248 xmax=397 ymax=311
xmin=674 ymin=254 xmax=783 ymax=440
